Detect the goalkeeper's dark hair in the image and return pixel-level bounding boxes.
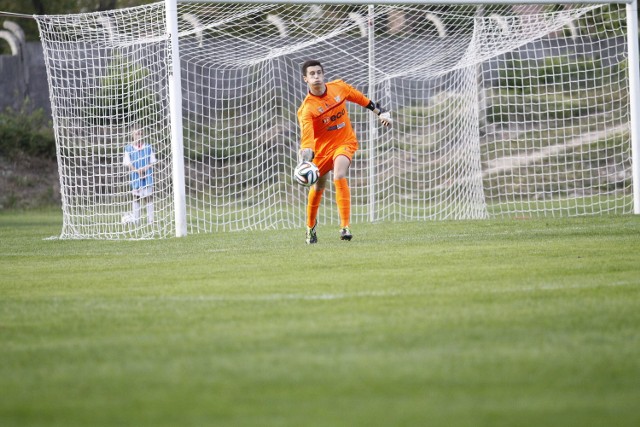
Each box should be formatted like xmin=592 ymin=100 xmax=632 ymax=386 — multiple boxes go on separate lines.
xmin=301 ymin=60 xmax=323 ymax=76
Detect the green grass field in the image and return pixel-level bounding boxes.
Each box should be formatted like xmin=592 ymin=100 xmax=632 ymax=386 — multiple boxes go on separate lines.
xmin=1 ymin=210 xmax=639 ymax=427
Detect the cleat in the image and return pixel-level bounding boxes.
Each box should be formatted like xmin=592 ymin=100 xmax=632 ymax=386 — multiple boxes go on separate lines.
xmin=306 ymin=221 xmax=318 ymax=244
xmin=339 ymin=227 xmax=353 ymax=241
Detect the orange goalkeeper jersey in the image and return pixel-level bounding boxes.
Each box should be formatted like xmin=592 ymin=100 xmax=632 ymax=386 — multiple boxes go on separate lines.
xmin=297 ymin=79 xmax=371 ymax=157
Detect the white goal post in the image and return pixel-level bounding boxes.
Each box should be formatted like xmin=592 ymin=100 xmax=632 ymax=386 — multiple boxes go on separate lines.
xmin=34 ymin=0 xmax=640 ymax=239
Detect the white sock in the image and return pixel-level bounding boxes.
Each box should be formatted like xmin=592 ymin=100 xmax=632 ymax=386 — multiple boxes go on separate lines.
xmin=147 ymin=202 xmax=154 ymax=224
xmin=132 ymin=201 xmax=141 ymax=223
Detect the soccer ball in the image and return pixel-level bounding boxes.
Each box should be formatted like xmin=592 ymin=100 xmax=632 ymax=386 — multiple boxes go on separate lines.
xmin=293 ymin=161 xmax=319 ymax=186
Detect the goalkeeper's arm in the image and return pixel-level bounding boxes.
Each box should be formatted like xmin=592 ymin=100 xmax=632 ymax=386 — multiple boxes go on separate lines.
xmin=366 ymin=101 xmax=392 ymax=127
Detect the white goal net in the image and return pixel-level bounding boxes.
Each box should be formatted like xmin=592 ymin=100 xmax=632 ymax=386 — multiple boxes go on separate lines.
xmin=35 ymin=1 xmax=637 ymax=239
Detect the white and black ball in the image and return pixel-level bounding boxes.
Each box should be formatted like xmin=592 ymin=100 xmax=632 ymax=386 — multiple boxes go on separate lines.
xmin=293 ymin=161 xmax=320 ymax=186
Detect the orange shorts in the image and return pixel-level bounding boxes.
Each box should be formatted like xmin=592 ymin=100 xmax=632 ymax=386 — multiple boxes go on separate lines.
xmin=314 ymin=144 xmax=357 ymax=177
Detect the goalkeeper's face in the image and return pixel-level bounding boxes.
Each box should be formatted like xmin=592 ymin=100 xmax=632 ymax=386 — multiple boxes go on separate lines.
xmin=304 ymin=65 xmax=325 ymax=92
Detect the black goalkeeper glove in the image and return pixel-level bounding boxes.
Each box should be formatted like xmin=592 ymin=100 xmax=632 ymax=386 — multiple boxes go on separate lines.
xmin=375 ymin=102 xmax=387 ymax=115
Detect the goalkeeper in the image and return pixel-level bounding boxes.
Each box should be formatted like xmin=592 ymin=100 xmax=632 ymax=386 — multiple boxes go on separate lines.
xmin=123 ymin=124 xmax=157 ymax=225
xmin=297 ymin=59 xmax=391 ymax=244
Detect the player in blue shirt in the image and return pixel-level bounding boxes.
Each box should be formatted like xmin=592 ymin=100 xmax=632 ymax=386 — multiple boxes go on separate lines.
xmin=123 ymin=125 xmax=157 ymax=225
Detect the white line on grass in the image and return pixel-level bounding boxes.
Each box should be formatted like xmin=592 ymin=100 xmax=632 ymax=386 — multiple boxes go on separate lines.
xmin=135 ymin=281 xmax=636 ymax=304
xmin=152 ymin=290 xmax=404 ymax=303
xmin=493 ymin=280 xmax=636 ymax=294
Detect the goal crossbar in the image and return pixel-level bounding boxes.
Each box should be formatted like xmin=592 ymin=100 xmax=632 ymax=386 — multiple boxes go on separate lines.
xmin=182 ymin=0 xmax=634 ymax=5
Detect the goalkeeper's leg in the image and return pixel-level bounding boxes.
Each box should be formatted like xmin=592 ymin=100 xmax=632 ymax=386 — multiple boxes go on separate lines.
xmin=333 ymin=154 xmax=353 ymax=241
xmin=334 ymin=178 xmax=352 ymax=240
xmin=307 ymin=186 xmax=324 ymax=229
xmin=306 ymin=177 xmax=326 ymax=244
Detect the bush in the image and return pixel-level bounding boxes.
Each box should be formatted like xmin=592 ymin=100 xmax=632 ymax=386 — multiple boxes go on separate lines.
xmin=0 ymin=99 xmax=56 ymax=159
xmin=87 ymin=54 xmax=158 ymax=126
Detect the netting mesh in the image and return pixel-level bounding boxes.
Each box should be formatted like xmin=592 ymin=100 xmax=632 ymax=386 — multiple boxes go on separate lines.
xmin=36 ymin=4 xmax=174 ymax=239
xmin=35 ymin=2 xmax=634 ymax=239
